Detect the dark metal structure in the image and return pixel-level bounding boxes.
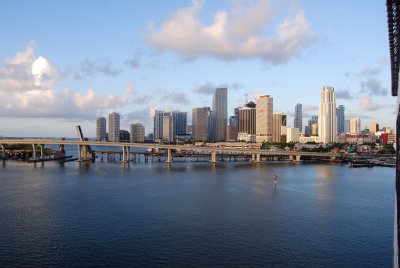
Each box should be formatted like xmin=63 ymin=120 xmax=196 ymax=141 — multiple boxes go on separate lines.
xmin=387 ymin=0 xmax=400 ymax=266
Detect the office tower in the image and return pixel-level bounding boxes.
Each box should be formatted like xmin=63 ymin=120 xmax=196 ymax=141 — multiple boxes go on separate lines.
xmin=234 ymin=107 xmax=240 ymax=126
xmin=153 ymin=110 xmax=167 ymax=141
xmin=311 ymin=123 xmax=318 ymax=136
xmin=349 ymin=118 xmax=361 ymax=134
xmin=171 ymin=111 xmax=187 ymax=136
xmin=108 ymin=112 xmax=120 ymax=142
xmin=119 ymin=130 xmax=130 ymax=142
xmin=162 ymin=115 xmax=174 ymax=143
xmin=130 ymin=123 xmax=145 ymax=143
xmin=273 ymin=112 xmax=287 ymax=143
xmin=256 ymin=95 xmax=273 ymax=143
xmin=318 ymin=86 xmax=337 ymax=143
xmin=226 ymin=125 xmax=238 ymax=141
xmin=96 ymin=116 xmax=106 ymax=141
xmin=212 ymin=87 xmax=228 ymax=141
xmin=287 ymin=127 xmax=299 ymax=143
xmin=238 ymin=107 xmax=256 ymax=135
xmin=192 ymin=107 xmax=211 ymax=141
xmin=304 ymin=126 xmax=311 ymax=137
xmin=294 ymin=103 xmax=302 ymax=132
xmin=336 ymin=105 xmax=345 ymax=134
xmin=344 ymin=119 xmax=350 ymax=134
xmin=368 ymin=122 xmax=379 ymax=134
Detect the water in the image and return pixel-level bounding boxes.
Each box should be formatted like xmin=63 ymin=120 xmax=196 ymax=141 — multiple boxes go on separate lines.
xmin=0 ymin=160 xmax=394 ymax=267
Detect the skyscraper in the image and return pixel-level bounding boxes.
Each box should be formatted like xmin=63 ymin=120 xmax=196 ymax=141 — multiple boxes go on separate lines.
xmin=349 ymin=118 xmax=361 ymax=134
xmin=162 ymin=115 xmax=174 ymax=143
xmin=273 ymin=112 xmax=287 ymax=143
xmin=130 ymin=123 xmax=145 ymax=142
xmin=368 ymin=122 xmax=379 ymax=134
xmin=256 ymin=95 xmax=273 ymax=143
xmin=96 ymin=116 xmax=106 ymax=141
xmin=294 ymin=103 xmax=302 ymax=132
xmin=153 ymin=110 xmax=167 ymax=142
xmin=192 ymin=107 xmax=211 ymax=141
xmin=108 ymin=112 xmax=120 ymax=142
xmin=212 ymin=87 xmax=227 ymax=141
xmin=336 ymin=105 xmax=345 ymax=134
xmin=238 ymin=107 xmax=256 ymax=135
xmin=171 ymin=111 xmax=187 ymax=136
xmin=318 ymin=86 xmax=337 ymax=143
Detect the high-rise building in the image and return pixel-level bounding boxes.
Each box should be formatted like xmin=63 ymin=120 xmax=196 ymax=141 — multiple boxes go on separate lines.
xmin=344 ymin=119 xmax=350 ymax=134
xmin=294 ymin=103 xmax=302 ymax=132
xmin=130 ymin=123 xmax=145 ymax=143
xmin=96 ymin=116 xmax=106 ymax=141
xmin=162 ymin=115 xmax=174 ymax=143
xmin=273 ymin=112 xmax=287 ymax=143
xmin=226 ymin=125 xmax=238 ymax=141
xmin=153 ymin=110 xmax=168 ymax=141
xmin=318 ymin=86 xmax=337 ymax=143
xmin=192 ymin=107 xmax=211 ymax=141
xmin=108 ymin=112 xmax=120 ymax=142
xmin=349 ymin=118 xmax=361 ymax=134
xmin=287 ymin=127 xmax=300 ymax=143
xmin=368 ymin=122 xmax=379 ymax=134
xmin=238 ymin=107 xmax=256 ymax=135
xmin=119 ymin=130 xmax=130 ymax=142
xmin=172 ymin=111 xmax=187 ymax=136
xmin=336 ymin=105 xmax=345 ymax=134
xmin=255 ymin=95 xmax=273 ymax=143
xmin=212 ymin=87 xmax=227 ymax=141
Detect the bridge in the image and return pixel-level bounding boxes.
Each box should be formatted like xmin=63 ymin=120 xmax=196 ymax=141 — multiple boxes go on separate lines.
xmin=0 ymin=138 xmax=343 ymax=163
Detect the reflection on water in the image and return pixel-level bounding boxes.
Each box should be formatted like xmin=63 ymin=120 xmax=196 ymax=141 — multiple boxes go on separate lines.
xmin=0 ymin=160 xmax=394 ymax=267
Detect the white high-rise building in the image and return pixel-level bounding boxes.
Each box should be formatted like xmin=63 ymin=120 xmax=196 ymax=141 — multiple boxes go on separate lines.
xmin=255 ymin=95 xmax=273 ymax=143
xmin=108 ymin=112 xmax=120 ymax=142
xmin=130 ymin=123 xmax=145 ymax=143
xmin=318 ymin=86 xmax=337 ymax=143
xmin=96 ymin=116 xmax=106 ymax=141
xmin=349 ymin=118 xmax=361 ymax=134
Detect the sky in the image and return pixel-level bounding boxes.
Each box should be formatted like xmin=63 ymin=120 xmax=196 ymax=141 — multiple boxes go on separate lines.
xmin=0 ymin=0 xmax=394 ymax=138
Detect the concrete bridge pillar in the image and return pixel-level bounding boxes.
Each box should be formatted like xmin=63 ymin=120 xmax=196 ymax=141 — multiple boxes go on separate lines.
xmin=122 ymin=146 xmax=127 ymax=162
xmin=289 ymin=154 xmax=293 ymax=161
xmin=32 ymin=144 xmax=37 ymax=161
xmin=294 ymin=154 xmax=301 ymax=162
xmin=251 ymin=153 xmax=255 ymax=161
xmin=1 ymin=144 xmax=5 ymax=159
xmin=77 ymin=145 xmax=81 ymax=161
xmin=39 ymin=144 xmax=44 ymax=160
xmin=165 ymin=149 xmax=173 ymax=163
xmin=210 ymin=151 xmax=217 ymax=163
xmin=256 ymin=153 xmax=261 ymax=162
xmin=330 ymin=156 xmax=336 ymax=161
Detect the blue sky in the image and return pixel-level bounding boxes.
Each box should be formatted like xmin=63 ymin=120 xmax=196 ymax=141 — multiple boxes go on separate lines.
xmin=0 ymin=0 xmax=394 ymax=137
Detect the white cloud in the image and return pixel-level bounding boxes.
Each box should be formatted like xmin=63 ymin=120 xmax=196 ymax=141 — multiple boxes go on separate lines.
xmin=147 ymin=0 xmax=313 ymax=63
xmin=359 ymin=96 xmax=383 ymax=111
xmin=0 ymin=45 xmax=133 ymax=119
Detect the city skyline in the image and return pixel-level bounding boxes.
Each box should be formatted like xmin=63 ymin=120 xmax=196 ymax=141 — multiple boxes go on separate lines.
xmin=0 ymin=1 xmax=394 ymax=138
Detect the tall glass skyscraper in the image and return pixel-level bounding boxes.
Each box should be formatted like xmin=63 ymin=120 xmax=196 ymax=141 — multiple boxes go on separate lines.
xmin=212 ymin=88 xmax=227 ymax=141
xmin=336 ymin=105 xmax=345 ymax=134
xmin=318 ymin=86 xmax=337 ymax=143
xmin=108 ymin=112 xmax=120 ymax=142
xmin=294 ymin=103 xmax=302 ymax=132
xmin=96 ymin=116 xmax=106 ymax=141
